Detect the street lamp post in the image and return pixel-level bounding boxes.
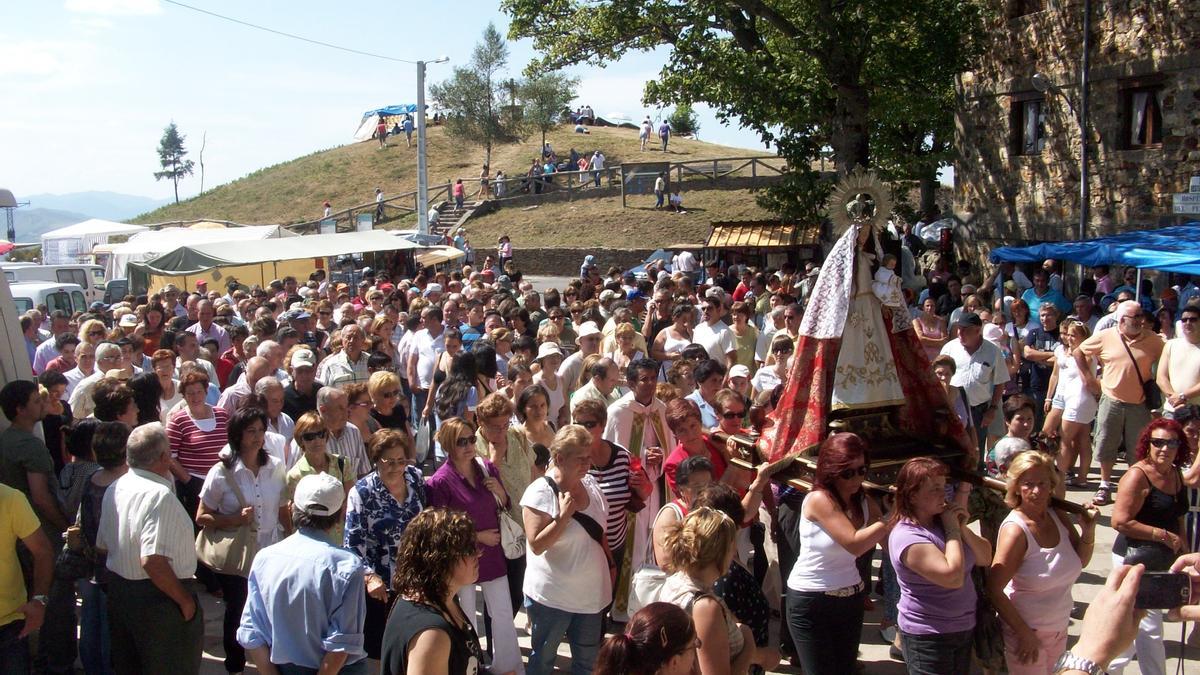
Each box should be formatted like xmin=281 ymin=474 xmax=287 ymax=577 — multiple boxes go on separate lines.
xmin=416 ymin=56 xmax=449 ymax=236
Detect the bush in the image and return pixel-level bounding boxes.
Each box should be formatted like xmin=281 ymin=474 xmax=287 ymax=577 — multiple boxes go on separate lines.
xmin=667 ymin=105 xmax=700 ymax=136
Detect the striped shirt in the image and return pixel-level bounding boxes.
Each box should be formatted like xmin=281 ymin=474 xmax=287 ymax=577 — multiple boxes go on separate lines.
xmin=588 ymin=441 xmax=633 ymax=549
xmin=166 ymin=406 xmax=229 ymax=479
xmin=326 ymin=423 xmax=371 ymax=479
xmin=97 ymin=468 xmax=197 ymax=580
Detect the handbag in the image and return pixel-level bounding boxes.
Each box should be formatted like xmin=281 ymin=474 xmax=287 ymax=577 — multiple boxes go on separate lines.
xmin=414 ymin=416 xmax=432 ymax=465
xmin=1120 ymin=334 xmax=1161 ymax=409
xmin=628 ymin=503 xmax=678 ymax=615
xmin=194 ymin=464 xmax=258 ymax=577
xmin=477 ymin=458 xmax=525 ymax=559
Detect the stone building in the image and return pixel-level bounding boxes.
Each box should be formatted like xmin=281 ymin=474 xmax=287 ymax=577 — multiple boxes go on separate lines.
xmin=954 ymin=0 xmax=1200 ymax=255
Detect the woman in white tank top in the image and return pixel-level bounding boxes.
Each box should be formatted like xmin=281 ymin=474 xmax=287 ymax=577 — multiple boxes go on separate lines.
xmin=986 ymin=451 xmax=1097 ymax=674
xmin=785 ymin=433 xmax=888 ymax=675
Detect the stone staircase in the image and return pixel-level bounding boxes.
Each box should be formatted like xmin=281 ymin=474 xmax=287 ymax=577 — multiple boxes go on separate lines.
xmin=430 ymin=199 xmax=483 ymax=237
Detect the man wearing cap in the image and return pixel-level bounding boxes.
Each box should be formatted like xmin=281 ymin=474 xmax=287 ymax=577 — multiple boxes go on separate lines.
xmin=693 ymin=295 xmax=738 ymax=370
xmin=161 ymin=284 xmax=188 ymax=319
xmin=317 ymin=325 xmax=370 ymax=388
xmin=238 ymin=473 xmax=367 ymax=674
xmin=1075 ymin=300 xmax=1164 ymax=505
xmin=558 ymin=321 xmax=602 ymax=400
xmin=284 ymin=349 xmax=323 ymax=421
xmin=939 ymin=313 xmax=1010 ymax=452
xmin=97 ymin=423 xmax=203 ymax=673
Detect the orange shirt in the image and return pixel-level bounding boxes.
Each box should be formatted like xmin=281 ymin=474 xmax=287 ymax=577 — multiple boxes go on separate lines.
xmin=1077 ymin=328 xmax=1164 ymax=404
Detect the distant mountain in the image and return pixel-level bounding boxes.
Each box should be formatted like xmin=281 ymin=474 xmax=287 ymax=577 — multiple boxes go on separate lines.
xmin=10 ymin=208 xmax=93 ymax=241
xmin=23 ymin=191 xmax=170 ymax=221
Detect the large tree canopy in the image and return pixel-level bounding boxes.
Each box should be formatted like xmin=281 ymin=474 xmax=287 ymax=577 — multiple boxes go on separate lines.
xmin=503 ymin=0 xmax=982 ymax=220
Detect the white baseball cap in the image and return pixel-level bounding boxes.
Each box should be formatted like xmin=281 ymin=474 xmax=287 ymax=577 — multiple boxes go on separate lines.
xmin=535 ymin=341 xmax=564 ymax=362
xmin=729 ymin=364 xmax=751 ymax=380
xmin=292 ymin=473 xmax=345 ymax=516
xmin=290 ymin=349 xmax=317 ymax=369
xmin=575 ymin=321 xmax=602 ymax=342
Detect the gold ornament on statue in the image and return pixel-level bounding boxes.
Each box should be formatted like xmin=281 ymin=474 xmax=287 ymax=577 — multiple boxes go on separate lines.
xmin=828 ymin=166 xmax=892 ymax=236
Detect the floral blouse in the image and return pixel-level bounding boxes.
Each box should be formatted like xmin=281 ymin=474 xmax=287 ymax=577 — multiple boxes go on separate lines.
xmin=344 ymin=466 xmax=427 ymax=584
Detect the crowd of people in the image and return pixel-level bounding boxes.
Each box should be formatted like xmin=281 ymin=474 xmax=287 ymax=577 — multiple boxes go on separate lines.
xmin=3 ymin=242 xmax=1200 ymax=675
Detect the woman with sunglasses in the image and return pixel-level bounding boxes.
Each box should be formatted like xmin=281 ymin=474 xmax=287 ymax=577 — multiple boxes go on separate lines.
xmin=1108 ymin=418 xmax=1190 ymax=675
xmin=381 ymin=508 xmax=486 ymax=675
xmin=286 ymin=412 xmax=356 ymax=543
xmin=428 ymin=417 xmax=522 ymax=675
xmin=594 ymin=602 xmax=700 ymax=675
xmin=751 ymin=334 xmax=792 ymax=396
xmin=345 ymin=428 xmax=426 ymax=663
xmin=344 ymin=382 xmax=380 ymax=445
xmin=786 ymin=432 xmax=888 ymax=675
xmin=367 ymin=370 xmax=409 ymax=434
xmin=78 ymin=318 xmax=108 ymax=347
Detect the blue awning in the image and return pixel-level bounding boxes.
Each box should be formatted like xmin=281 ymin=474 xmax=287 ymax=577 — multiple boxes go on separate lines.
xmin=989 ymin=223 xmax=1200 ymax=274
xmin=361 ymin=105 xmax=417 ymax=120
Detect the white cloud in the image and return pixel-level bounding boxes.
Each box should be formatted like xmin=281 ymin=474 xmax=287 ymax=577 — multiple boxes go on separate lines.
xmin=63 ymin=0 xmax=161 ymax=16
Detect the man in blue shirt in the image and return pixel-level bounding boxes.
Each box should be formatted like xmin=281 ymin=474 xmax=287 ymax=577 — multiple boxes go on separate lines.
xmin=238 ymin=473 xmax=367 ymax=674
xmin=458 ymin=300 xmax=485 ymax=353
xmin=1020 ymin=269 xmax=1072 ymax=320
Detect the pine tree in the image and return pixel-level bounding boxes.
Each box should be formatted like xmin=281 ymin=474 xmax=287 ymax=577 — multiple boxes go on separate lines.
xmin=154 ymin=122 xmax=195 ymax=204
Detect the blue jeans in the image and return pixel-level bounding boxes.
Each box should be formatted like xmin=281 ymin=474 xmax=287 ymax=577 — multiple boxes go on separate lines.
xmin=524 ymin=597 xmax=603 ymax=675
xmin=900 ymin=629 xmax=974 ymax=675
xmin=79 ymin=580 xmax=114 ymax=675
xmin=0 ymin=620 xmax=30 ymax=674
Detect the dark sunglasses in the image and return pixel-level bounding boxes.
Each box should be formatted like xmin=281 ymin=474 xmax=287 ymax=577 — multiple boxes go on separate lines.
xmin=838 ymin=465 xmax=868 ymax=480
xmin=577 ymin=419 xmax=602 ymax=429
xmin=772 ymin=346 xmax=793 ymax=354
xmin=454 ymin=437 xmax=474 ymax=447
xmin=721 ymin=410 xmax=746 ymax=419
xmin=1149 ymin=438 xmax=1181 ymax=449
xmin=300 ymin=430 xmax=328 ymax=442
xmin=381 ymin=390 xmax=401 ymax=399
xmin=1182 ymin=317 xmax=1200 ymax=324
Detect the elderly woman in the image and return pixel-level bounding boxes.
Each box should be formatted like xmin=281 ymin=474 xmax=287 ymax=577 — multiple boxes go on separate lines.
xmin=786 ymin=433 xmax=887 ymax=675
xmin=888 ymin=457 xmax=992 ymax=674
xmin=367 ymin=370 xmax=408 ymax=432
xmin=516 ymin=384 xmax=557 ymax=448
xmin=662 ymin=507 xmax=762 ymax=675
xmin=1109 ymin=418 xmax=1191 ymax=675
xmin=427 ymin=417 xmax=521 ymax=675
xmin=475 ymin=392 xmax=536 ymax=618
xmin=286 ymin=412 xmax=355 ymax=543
xmin=381 ymin=508 xmax=486 ymax=675
xmin=988 ymin=451 xmax=1097 ymax=674
xmin=343 ymin=382 xmax=379 ymax=444
xmin=521 ymin=424 xmax=612 ymax=675
xmin=345 ymin=428 xmax=426 ymax=661
xmin=197 ymin=407 xmax=287 ymax=675
xmin=151 ymin=348 xmax=183 ymax=421
xmin=166 ymin=370 xmax=229 ymax=524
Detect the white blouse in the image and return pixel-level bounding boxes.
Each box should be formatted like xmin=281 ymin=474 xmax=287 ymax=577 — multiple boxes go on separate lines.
xmin=199 ymin=454 xmax=287 ymax=549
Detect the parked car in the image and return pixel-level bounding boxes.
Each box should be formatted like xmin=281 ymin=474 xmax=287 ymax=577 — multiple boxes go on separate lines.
xmin=103 ymin=279 xmax=128 ymax=305
xmin=1 ymin=263 xmax=107 ymax=303
xmin=9 ymin=281 xmax=88 ymax=315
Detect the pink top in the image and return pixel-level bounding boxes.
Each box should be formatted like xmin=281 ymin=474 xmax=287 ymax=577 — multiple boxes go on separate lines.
xmin=166 ymin=406 xmax=229 ymax=479
xmin=453 ymin=183 xmax=465 ymax=197
xmin=1000 ymin=510 xmax=1082 ymax=631
xmin=914 ymin=316 xmax=946 ymax=362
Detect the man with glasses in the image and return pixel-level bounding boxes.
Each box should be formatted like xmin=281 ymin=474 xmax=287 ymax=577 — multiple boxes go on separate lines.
xmin=161 ymin=284 xmax=188 ymax=319
xmin=315 ymin=387 xmax=370 ymax=479
xmin=1157 ymin=304 xmax=1200 ymax=420
xmin=1074 ymin=300 xmax=1164 ymax=504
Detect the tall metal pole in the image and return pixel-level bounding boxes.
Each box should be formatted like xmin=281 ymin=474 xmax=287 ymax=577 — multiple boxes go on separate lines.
xmin=416 ymin=60 xmax=430 ymax=236
xmin=1078 ymin=0 xmax=1091 ymax=242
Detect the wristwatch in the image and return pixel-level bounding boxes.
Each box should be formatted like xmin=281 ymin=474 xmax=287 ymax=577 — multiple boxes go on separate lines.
xmin=1053 ymin=651 xmax=1106 ymax=675
xmin=30 ymin=594 xmax=48 ymax=607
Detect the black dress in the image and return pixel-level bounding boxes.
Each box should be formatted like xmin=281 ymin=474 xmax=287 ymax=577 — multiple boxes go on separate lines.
xmin=381 ymin=598 xmax=484 ymax=675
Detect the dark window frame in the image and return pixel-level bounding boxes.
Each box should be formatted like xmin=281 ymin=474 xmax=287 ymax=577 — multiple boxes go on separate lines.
xmin=1010 ymin=92 xmax=1047 ymax=156
xmin=1118 ymin=77 xmax=1165 ymax=150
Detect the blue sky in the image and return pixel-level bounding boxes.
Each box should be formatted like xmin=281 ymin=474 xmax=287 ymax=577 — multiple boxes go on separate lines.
xmin=1 ymin=0 xmax=770 ymax=202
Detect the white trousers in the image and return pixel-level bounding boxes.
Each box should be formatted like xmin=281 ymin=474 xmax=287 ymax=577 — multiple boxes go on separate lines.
xmin=458 ymin=575 xmax=525 ymax=675
xmin=1107 ymin=552 xmax=1166 ymax=675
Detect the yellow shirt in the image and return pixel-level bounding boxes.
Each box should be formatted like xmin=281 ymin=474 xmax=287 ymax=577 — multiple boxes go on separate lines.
xmin=1077 ymin=328 xmax=1164 ymax=404
xmin=1 ymin=485 xmax=41 ymax=627
xmin=476 ymin=428 xmax=536 ymax=522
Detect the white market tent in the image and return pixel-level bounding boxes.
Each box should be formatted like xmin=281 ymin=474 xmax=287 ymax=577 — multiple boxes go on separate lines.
xmin=97 ymin=224 xmax=298 ymax=280
xmin=41 ymin=219 xmax=147 ymax=264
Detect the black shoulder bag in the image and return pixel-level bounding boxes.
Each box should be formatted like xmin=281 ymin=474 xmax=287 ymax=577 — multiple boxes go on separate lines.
xmin=1119 ymin=335 xmax=1161 ymax=410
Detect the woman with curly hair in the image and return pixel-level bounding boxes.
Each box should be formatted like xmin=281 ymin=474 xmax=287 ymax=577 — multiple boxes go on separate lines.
xmin=381 ymin=508 xmax=486 ymax=675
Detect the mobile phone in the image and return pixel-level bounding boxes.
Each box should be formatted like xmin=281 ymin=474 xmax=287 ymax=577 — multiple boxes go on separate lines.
xmin=1134 ymin=572 xmax=1191 ymax=609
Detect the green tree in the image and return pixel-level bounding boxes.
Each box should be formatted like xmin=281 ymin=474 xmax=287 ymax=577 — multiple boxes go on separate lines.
xmin=666 ymin=104 xmax=700 ymax=137
xmin=430 ymin=23 xmax=523 ymax=167
xmin=154 ymin=121 xmax=195 ymax=204
xmin=519 ymin=72 xmax=580 ymax=150
xmin=503 ymin=0 xmax=983 ymax=221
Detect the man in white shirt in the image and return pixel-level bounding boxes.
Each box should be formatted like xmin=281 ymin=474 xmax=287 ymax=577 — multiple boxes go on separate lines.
xmin=407 ymin=307 xmax=446 ymax=429
xmin=172 ymin=331 xmax=219 ymax=386
xmin=559 ymin=321 xmax=603 ymax=399
xmin=1158 ymin=304 xmax=1200 ymax=416
xmin=97 ymin=423 xmax=203 ymax=673
xmin=315 ymin=387 xmax=370 ymax=478
xmin=939 ymin=313 xmax=1010 ymax=450
xmin=692 ymin=295 xmax=737 ymax=370
xmin=217 ymin=356 xmax=271 ymax=413
xmin=186 ymin=300 xmax=231 ymax=355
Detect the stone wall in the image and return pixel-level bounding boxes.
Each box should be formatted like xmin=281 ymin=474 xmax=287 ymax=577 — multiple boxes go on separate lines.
xmin=953 ymin=0 xmax=1200 ymax=261
xmin=513 ymin=247 xmax=703 ymax=276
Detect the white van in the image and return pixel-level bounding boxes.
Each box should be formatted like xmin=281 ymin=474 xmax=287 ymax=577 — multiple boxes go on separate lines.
xmin=9 ymin=281 xmax=88 ymax=315
xmin=1 ymin=264 xmax=106 ymax=303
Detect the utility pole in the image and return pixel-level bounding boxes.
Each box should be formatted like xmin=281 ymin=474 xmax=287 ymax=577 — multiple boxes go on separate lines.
xmin=416 ymin=57 xmax=449 ymax=236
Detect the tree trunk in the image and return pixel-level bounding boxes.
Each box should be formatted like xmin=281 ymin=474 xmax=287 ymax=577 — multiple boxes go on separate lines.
xmin=831 ymin=81 xmax=870 ymax=173
xmin=173 ymin=177 xmax=179 ymax=204
xmin=919 ymin=170 xmax=939 ymax=221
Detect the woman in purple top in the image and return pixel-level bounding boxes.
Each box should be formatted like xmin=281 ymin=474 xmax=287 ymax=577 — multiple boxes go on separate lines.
xmin=427 ymin=417 xmax=523 ymax=675
xmin=888 ymin=457 xmax=992 ymax=675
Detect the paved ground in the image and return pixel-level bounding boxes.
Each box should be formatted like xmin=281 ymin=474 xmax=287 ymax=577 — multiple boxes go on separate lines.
xmin=193 ymin=460 xmax=1198 ymax=674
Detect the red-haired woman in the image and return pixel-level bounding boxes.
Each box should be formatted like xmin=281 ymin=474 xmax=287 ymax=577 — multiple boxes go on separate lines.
xmin=1109 ymin=417 xmax=1190 ymax=675
xmin=594 ymin=602 xmax=699 ymax=675
xmin=785 ymin=432 xmax=888 ymax=674
xmin=888 ymin=457 xmax=991 ymax=674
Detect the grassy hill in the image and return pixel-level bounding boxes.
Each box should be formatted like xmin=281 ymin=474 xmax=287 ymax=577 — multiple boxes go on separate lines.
xmin=132 ymin=126 xmax=774 ymax=236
